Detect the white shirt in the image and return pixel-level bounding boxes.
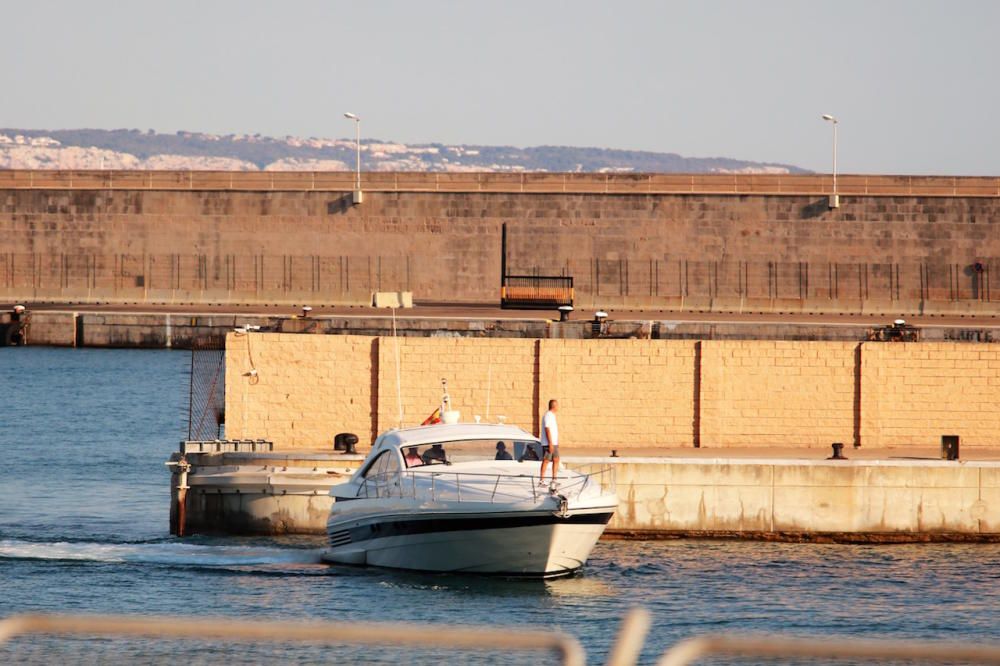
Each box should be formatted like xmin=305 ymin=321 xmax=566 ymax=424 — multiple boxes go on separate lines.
xmin=540 ymin=410 xmax=559 ymax=448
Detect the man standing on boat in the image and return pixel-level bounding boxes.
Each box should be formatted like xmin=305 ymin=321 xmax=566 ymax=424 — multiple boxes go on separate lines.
xmin=539 ymin=399 xmax=560 ymax=490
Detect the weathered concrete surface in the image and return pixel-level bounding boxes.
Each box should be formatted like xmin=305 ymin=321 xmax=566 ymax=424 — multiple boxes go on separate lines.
xmin=590 ymin=458 xmax=998 ymax=537
xmin=167 ymin=451 xmax=363 ymax=535
xmin=170 ymin=451 xmax=1000 ymax=541
xmin=9 ymin=305 xmax=1000 ymax=348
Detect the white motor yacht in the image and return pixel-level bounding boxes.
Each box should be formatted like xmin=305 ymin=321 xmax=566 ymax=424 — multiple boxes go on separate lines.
xmin=320 ymin=422 xmax=617 ymax=578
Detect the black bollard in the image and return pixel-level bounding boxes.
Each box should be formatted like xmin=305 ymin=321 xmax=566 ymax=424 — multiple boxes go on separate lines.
xmin=828 ymin=442 xmax=847 ymax=460
xmin=941 ymin=435 xmax=960 ymax=461
xmin=334 ymin=432 xmax=359 ymax=454
xmin=6 ymin=305 xmax=28 ymax=346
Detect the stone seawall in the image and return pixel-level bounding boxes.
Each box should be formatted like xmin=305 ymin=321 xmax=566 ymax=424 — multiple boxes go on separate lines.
xmin=169 ymin=451 xmax=1000 ymax=540
xmin=3 ymin=172 xmax=1000 ymax=315
xmin=225 ymin=332 xmax=1000 ymax=450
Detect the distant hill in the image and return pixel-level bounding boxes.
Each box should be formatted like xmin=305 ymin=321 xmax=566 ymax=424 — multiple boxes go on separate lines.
xmin=0 ymin=128 xmax=807 ymax=174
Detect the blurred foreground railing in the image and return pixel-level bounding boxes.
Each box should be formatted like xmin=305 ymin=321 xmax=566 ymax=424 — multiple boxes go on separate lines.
xmin=658 ymin=633 xmax=1000 ymax=665
xmin=0 ymin=613 xmax=588 ymax=666
xmin=7 ymin=609 xmax=1000 ymax=664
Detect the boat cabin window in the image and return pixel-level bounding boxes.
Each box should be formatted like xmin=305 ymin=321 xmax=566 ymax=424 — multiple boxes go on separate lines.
xmin=402 ymin=446 xmax=425 ymax=468
xmin=362 ymin=450 xmax=401 ymax=479
xmin=517 ymin=441 xmax=541 ymax=461
xmin=400 ymin=439 xmax=539 ymax=465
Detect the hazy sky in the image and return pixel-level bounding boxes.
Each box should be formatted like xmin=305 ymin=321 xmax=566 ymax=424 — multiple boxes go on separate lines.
xmin=3 ymin=1 xmax=998 ymax=174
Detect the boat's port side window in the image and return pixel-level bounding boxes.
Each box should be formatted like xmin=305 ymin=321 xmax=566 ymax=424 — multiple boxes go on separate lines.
xmin=362 ymin=451 xmax=390 ymax=479
xmin=383 ymin=450 xmax=401 ymax=475
xmin=421 ymin=443 xmax=448 ymax=465
xmin=422 ymin=439 xmax=541 ymax=463
xmin=403 ymin=446 xmax=425 ymax=468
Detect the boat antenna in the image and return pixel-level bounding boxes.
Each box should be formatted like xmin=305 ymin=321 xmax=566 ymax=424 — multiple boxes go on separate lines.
xmin=440 ymin=378 xmax=451 ymax=415
xmin=392 ymin=307 xmax=403 ymax=428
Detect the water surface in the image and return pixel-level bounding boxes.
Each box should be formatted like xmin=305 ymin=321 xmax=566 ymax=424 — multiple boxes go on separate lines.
xmin=2 ymin=347 xmax=1000 ymax=663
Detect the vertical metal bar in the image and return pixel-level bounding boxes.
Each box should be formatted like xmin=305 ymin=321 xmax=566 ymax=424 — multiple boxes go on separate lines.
xmin=187 ymin=349 xmax=196 ymax=440
xmin=501 ymin=222 xmax=507 ymax=285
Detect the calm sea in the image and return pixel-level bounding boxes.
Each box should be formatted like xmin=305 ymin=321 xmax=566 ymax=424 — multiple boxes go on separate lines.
xmin=2 ymin=347 xmax=1000 ymax=664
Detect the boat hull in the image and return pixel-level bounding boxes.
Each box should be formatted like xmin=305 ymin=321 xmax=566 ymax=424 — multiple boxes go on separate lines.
xmin=321 ymin=508 xmax=614 ymax=578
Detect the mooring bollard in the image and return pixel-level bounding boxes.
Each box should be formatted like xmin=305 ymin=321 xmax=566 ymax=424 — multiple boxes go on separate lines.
xmin=334 ymin=432 xmax=359 ymax=455
xmin=4 ymin=304 xmax=28 ymax=346
xmin=941 ymin=435 xmax=960 ymax=461
xmin=828 ymin=442 xmax=847 ymax=460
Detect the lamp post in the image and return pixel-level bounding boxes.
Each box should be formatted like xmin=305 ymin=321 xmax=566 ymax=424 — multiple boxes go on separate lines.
xmin=822 ymin=114 xmax=839 ymax=208
xmin=344 ymin=112 xmax=362 ymax=204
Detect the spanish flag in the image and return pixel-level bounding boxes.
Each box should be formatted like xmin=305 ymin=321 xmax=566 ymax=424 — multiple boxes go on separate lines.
xmin=421 ymin=408 xmax=442 ymax=426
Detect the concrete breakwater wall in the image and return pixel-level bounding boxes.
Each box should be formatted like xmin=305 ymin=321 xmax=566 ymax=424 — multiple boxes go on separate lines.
xmin=3 ymin=172 xmax=1000 ymax=315
xmin=226 ymin=332 xmax=1000 ymax=450
xmin=169 ymin=451 xmax=1000 ymax=540
xmin=7 ymin=308 xmax=1000 ymax=349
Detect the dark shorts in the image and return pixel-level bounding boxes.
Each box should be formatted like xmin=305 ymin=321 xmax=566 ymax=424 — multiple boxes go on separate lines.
xmin=542 ymin=445 xmax=559 ymax=461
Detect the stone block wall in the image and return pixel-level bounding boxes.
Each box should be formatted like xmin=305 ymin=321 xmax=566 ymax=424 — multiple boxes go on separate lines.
xmin=539 ymin=339 xmax=696 ymax=448
xmin=700 ymin=341 xmax=857 ymax=447
xmin=225 ymin=332 xmax=375 ymax=447
xmin=4 ymin=183 xmax=1000 ymax=313
xmin=862 ymin=343 xmax=1000 ymax=447
xmin=376 ymin=337 xmax=537 ymax=433
xmin=224 ymin=333 xmax=1000 ymax=451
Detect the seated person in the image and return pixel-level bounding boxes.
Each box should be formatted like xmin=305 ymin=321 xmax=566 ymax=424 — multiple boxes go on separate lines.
xmin=421 ymin=443 xmax=447 ymax=464
xmin=494 ymin=441 xmax=513 ymax=461
xmin=520 ymin=442 xmax=540 ymax=462
xmin=403 ymin=446 xmax=423 ymax=467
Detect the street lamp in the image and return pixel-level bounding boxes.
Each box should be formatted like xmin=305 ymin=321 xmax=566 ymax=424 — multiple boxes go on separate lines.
xmin=344 ymin=112 xmax=362 ymax=204
xmin=822 ymin=114 xmax=839 ymax=208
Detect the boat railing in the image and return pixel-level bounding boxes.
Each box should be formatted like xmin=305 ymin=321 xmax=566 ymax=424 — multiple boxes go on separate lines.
xmin=359 ymin=465 xmax=616 ymax=504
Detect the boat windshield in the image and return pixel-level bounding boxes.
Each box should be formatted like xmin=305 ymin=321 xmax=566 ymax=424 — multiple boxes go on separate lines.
xmin=401 ymin=439 xmax=540 ymax=468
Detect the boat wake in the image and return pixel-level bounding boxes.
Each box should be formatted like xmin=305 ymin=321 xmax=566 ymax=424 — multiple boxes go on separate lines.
xmin=0 ymin=538 xmax=326 ymax=571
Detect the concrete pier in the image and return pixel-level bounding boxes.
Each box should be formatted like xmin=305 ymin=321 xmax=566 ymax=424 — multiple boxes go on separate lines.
xmin=168 ymin=450 xmax=1000 ymax=541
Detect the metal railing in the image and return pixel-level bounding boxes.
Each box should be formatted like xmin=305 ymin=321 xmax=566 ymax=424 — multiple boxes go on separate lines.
xmin=0 ymin=613 xmax=586 ymax=665
xmin=658 ymin=632 xmax=1000 ymax=665
xmin=3 ymin=254 xmax=997 ymax=308
xmin=2 ymin=170 xmax=1000 ymax=197
xmin=502 ymin=275 xmax=575 ymax=309
xmin=360 ymin=465 xmax=616 ymax=504
xmin=6 ymin=609 xmax=1000 ymax=664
